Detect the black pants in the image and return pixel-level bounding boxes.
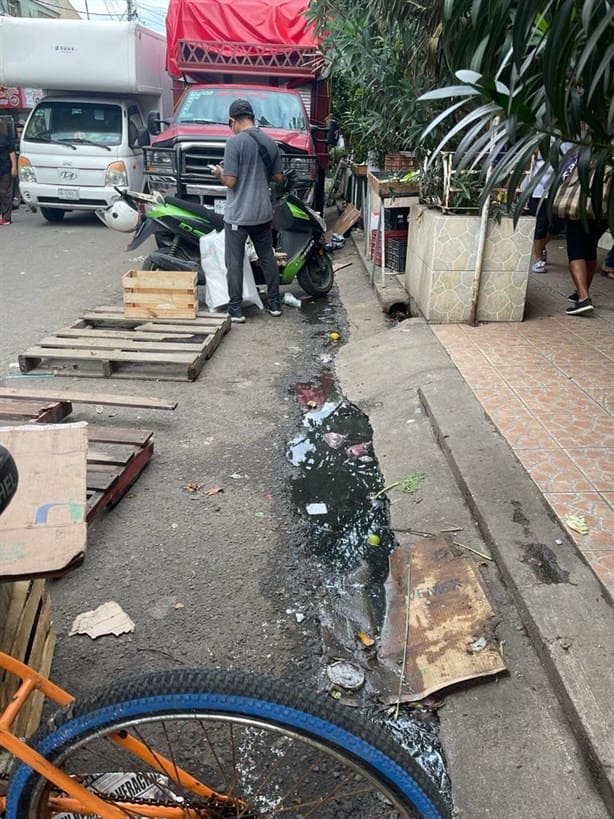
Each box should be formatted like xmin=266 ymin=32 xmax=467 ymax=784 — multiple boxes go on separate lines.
xmin=224 ymin=221 xmax=279 ymax=312
xmin=0 ymin=172 xmax=13 ymax=221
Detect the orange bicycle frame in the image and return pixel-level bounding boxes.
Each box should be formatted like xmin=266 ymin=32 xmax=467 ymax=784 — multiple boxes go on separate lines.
xmin=0 ymin=651 xmax=242 ymax=817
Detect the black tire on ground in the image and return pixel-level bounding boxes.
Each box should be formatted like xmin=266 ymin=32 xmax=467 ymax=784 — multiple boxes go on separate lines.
xmin=39 ymin=207 xmax=65 ymax=223
xmin=297 ymin=251 xmax=334 ymax=297
xmin=8 ymin=668 xmax=451 ymax=818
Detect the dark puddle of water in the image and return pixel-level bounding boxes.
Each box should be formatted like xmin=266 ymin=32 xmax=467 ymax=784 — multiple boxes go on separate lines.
xmin=287 ymin=372 xmax=394 ymax=621
xmin=287 ymin=371 xmax=452 ymax=809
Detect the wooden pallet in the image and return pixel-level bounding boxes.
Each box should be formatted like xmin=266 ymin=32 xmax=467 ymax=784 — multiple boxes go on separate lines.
xmin=0 ymin=397 xmax=73 ymax=425
xmin=0 ymin=580 xmax=55 ymax=743
xmin=18 ymin=307 xmax=231 ymax=381
xmin=86 ymin=425 xmax=154 ymax=524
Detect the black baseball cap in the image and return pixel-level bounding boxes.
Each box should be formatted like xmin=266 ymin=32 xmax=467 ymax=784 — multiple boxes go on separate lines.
xmin=228 ymin=99 xmax=255 ymax=119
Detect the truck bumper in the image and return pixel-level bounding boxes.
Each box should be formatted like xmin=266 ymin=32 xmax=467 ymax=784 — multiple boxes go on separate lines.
xmin=20 ymin=183 xmax=122 ymax=212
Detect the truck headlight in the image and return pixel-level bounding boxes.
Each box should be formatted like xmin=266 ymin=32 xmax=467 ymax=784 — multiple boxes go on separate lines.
xmin=105 ymin=161 xmax=128 ymax=187
xmin=19 ymin=156 xmax=36 ymax=183
xmin=144 ymin=148 xmax=177 ymax=176
xmin=282 ymin=156 xmax=316 ymax=177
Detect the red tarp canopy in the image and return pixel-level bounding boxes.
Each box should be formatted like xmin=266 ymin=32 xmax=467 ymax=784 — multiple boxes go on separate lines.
xmin=165 ymin=0 xmax=319 ymax=78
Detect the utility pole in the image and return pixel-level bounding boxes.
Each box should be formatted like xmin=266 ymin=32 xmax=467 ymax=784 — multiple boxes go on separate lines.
xmin=126 ymin=0 xmax=137 ymax=21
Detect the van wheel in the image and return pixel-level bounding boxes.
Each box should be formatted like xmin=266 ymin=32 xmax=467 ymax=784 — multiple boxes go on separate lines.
xmin=40 ymin=207 xmax=65 ymax=223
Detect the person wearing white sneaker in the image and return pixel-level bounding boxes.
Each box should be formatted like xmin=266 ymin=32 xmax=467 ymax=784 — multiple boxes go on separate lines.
xmin=526 ymin=157 xmax=564 ymax=273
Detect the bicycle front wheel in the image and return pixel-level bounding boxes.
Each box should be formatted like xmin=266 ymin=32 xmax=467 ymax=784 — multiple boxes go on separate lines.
xmin=7 ymin=668 xmax=450 ymax=818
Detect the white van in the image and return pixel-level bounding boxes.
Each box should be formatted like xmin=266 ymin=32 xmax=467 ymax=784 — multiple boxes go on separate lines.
xmin=0 ymin=18 xmax=171 ymax=222
xmin=20 ymin=95 xmax=149 ymax=222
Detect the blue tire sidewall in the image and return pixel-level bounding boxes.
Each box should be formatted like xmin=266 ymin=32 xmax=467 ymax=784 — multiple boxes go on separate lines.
xmin=7 ymin=691 xmax=442 ymax=818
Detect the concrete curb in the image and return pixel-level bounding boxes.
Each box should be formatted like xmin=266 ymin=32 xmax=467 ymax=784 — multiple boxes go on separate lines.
xmin=350 ymin=232 xmax=614 ymax=813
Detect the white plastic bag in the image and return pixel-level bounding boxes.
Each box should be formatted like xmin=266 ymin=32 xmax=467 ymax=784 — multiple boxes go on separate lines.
xmin=199 ymin=231 xmax=263 ymax=312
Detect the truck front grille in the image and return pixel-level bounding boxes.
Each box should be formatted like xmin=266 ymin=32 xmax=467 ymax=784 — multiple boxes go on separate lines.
xmin=181 ymin=146 xmax=225 ymax=181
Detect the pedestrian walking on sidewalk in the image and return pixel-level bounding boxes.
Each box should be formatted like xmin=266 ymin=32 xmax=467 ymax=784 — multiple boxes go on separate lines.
xmin=0 ymin=119 xmax=17 ymax=225
xmin=565 ymin=218 xmax=608 ymax=315
xmin=212 ymin=99 xmax=284 ymax=323
xmin=526 ymin=160 xmax=565 ymax=273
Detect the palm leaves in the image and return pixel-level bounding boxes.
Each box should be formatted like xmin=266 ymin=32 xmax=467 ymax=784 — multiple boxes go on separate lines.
xmin=420 ymin=0 xmax=614 ymax=229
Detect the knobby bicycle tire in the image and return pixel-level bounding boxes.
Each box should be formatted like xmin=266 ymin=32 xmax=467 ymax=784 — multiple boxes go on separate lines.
xmin=7 ymin=668 xmax=451 ymax=818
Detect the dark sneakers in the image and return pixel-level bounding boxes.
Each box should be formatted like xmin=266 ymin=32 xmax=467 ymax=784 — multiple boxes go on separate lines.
xmin=565 ymin=297 xmax=594 ymax=315
xmin=228 ymin=309 xmax=246 ymax=323
xmin=266 ymin=303 xmax=282 ymax=317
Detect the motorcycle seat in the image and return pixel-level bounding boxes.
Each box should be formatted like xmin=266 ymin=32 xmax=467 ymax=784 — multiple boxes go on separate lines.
xmin=166 ymin=196 xmax=224 ymax=231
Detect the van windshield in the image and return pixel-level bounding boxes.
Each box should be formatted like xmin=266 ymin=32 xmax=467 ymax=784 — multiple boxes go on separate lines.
xmin=25 ymin=101 xmax=123 ymax=147
xmin=176 ymin=88 xmax=307 ymax=131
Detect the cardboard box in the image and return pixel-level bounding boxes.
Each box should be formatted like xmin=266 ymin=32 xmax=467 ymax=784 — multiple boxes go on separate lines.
xmin=0 ymin=423 xmax=88 ymax=580
xmin=122 ymin=269 xmax=198 ymax=319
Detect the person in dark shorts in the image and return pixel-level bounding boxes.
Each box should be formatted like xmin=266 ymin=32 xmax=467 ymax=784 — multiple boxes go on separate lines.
xmin=212 ymin=99 xmax=284 ymax=323
xmin=565 ymin=218 xmax=608 ymax=315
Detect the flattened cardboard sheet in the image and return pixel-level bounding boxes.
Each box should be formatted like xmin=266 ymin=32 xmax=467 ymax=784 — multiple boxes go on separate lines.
xmin=0 ymin=423 xmax=88 ymax=579
xmin=377 ymin=537 xmax=505 ymax=702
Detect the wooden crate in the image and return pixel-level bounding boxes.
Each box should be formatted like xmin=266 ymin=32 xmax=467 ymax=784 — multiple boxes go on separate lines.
xmin=0 ymin=580 xmax=56 ymax=742
xmin=122 ymin=269 xmax=198 ymax=319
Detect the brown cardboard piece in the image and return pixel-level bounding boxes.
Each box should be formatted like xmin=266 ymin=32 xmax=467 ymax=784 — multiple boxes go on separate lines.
xmin=376 ymin=537 xmax=506 ymax=702
xmin=0 ymin=423 xmax=88 ymax=580
xmin=325 ymin=204 xmax=361 ymax=242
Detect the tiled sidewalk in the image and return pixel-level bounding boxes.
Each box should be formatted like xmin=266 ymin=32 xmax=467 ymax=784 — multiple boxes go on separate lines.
xmin=431 ymin=241 xmax=614 ymax=599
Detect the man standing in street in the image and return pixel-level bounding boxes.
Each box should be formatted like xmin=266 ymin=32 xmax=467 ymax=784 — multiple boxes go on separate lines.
xmin=212 ymin=99 xmax=284 ymax=323
xmin=0 ymin=118 xmax=17 ymax=225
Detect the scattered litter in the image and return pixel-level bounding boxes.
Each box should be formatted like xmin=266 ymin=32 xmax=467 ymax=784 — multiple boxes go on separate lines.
xmin=367 ymin=533 xmax=381 ymax=546
xmin=204 ymin=486 xmax=223 ymax=496
xmin=70 ymin=601 xmax=135 ymax=639
xmin=468 ymin=636 xmax=488 ymax=654
xmin=555 ymin=538 xmax=563 ymax=545
xmin=323 ymin=432 xmax=347 ymax=449
xmin=345 ymin=442 xmax=370 ymax=459
xmin=95 ymin=405 xmax=104 ymax=414
xmin=306 ymin=400 xmax=318 ymax=408
xmin=295 ymin=612 xmax=305 ymax=623
xmin=440 ymin=527 xmax=463 ymax=533
xmin=329 ymin=332 xmax=340 ymax=342
xmin=329 ymin=688 xmax=342 ymax=700
xmin=282 ymin=292 xmax=302 ymax=308
xmin=230 ymin=472 xmax=245 ymax=480
xmin=356 ymin=631 xmax=375 ymax=647
xmin=183 ymin=481 xmax=201 ymax=492
xmin=306 ymin=502 xmax=328 ymax=515
xmin=326 ymin=661 xmax=365 ymax=691
xmin=452 ymin=541 xmax=493 ymax=561
xmin=564 ymin=513 xmax=589 ymax=535
xmin=171 ymin=523 xmax=178 ymax=529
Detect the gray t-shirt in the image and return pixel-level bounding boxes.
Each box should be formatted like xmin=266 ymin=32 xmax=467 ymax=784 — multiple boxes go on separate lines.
xmin=223 ymin=127 xmax=282 ymax=226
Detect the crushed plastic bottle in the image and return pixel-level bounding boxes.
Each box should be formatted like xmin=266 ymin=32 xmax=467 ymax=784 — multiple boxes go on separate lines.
xmin=282 ymin=292 xmax=302 ymax=308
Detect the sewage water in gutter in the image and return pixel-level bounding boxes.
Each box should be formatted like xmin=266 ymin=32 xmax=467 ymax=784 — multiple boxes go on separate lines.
xmin=288 ymin=370 xmax=451 ymax=805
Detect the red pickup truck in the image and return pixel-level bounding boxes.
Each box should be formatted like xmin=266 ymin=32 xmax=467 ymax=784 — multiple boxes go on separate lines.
xmin=144 ymin=0 xmax=331 ymax=212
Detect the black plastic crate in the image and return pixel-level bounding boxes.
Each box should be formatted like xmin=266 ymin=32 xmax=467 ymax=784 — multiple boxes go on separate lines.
xmin=384 ymin=207 xmax=410 ymax=230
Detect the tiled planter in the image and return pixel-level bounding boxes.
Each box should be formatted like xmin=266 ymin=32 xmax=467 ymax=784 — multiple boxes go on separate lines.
xmin=406 ymin=203 xmax=534 ymax=322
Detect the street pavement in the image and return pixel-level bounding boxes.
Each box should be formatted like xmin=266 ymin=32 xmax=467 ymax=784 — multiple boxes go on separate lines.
xmin=1 ymin=205 xmax=612 ymax=816
xmin=339 ymin=229 xmax=614 ymax=816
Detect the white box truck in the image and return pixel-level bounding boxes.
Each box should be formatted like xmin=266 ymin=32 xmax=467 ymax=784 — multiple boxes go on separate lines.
xmin=0 ymin=18 xmax=171 ymax=222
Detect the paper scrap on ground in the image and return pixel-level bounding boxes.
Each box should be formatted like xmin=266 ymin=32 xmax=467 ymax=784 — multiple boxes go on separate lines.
xmin=376 ymin=537 xmax=505 ymax=703
xmin=564 ymin=512 xmax=589 ymax=535
xmin=70 ymin=601 xmax=135 ymax=639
